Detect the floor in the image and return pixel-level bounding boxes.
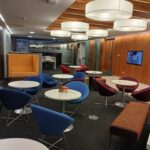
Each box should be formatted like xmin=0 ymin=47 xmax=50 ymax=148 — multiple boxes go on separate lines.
xmin=0 ymin=70 xmax=150 ymax=150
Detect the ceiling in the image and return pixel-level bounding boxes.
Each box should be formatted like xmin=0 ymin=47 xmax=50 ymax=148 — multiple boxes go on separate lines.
xmin=0 ymin=0 xmax=75 ymax=38
xmin=47 ymin=0 xmax=150 ymax=37
xmin=0 ymin=0 xmax=149 ymax=40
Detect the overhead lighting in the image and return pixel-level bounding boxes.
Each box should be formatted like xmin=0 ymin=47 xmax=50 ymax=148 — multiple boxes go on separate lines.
xmin=0 ymin=13 xmax=12 ymax=34
xmin=61 ymin=21 xmax=89 ymax=32
xmin=51 ymin=30 xmax=71 ymax=37
xmin=71 ymin=34 xmax=88 ymax=41
xmin=0 ymin=14 xmax=5 ymax=22
xmin=85 ymin=0 xmax=133 ymax=21
xmin=30 ymin=31 xmax=35 ymax=34
xmin=114 ymin=19 xmax=147 ymax=31
xmin=86 ymin=29 xmax=108 ymax=37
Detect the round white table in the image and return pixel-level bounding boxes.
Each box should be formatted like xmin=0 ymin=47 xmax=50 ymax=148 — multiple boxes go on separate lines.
xmin=112 ymin=79 xmax=137 ymax=107
xmin=69 ymin=65 xmax=81 ymax=69
xmin=0 ymin=138 xmax=48 ymax=150
xmin=52 ymin=74 xmax=73 ymax=83
xmin=86 ymin=70 xmax=102 ymax=77
xmin=8 ymin=80 xmax=40 ymax=114
xmin=69 ymin=65 xmax=81 ymax=73
xmin=45 ymin=89 xmax=81 ymax=113
xmin=8 ymin=81 xmax=40 ymax=89
xmin=86 ymin=70 xmax=102 ymax=88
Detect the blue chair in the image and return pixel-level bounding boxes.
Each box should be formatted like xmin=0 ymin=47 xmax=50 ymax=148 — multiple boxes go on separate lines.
xmin=65 ymin=81 xmax=89 ymax=116
xmin=31 ymin=104 xmax=74 ymax=149
xmin=64 ymin=72 xmax=86 ymax=85
xmin=0 ymin=88 xmax=31 ymax=127
xmin=24 ymin=73 xmax=43 ymax=104
xmin=41 ymin=73 xmax=57 ymax=89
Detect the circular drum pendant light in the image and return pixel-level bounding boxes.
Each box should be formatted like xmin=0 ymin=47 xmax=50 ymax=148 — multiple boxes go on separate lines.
xmin=86 ymin=29 xmax=108 ymax=37
xmin=114 ymin=19 xmax=147 ymax=31
xmin=51 ymin=30 xmax=71 ymax=37
xmin=71 ymin=34 xmax=88 ymax=41
xmin=85 ymin=0 xmax=133 ymax=21
xmin=61 ymin=21 xmax=89 ymax=32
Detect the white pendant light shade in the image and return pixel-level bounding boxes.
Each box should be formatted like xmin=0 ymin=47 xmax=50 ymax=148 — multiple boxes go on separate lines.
xmin=114 ymin=19 xmax=147 ymax=31
xmin=51 ymin=30 xmax=71 ymax=37
xmin=86 ymin=29 xmax=108 ymax=37
xmin=71 ymin=34 xmax=88 ymax=41
xmin=61 ymin=21 xmax=89 ymax=32
xmin=85 ymin=0 xmax=133 ymax=21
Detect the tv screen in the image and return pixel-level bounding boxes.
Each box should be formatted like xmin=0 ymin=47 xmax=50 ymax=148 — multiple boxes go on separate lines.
xmin=127 ymin=51 xmax=143 ymax=65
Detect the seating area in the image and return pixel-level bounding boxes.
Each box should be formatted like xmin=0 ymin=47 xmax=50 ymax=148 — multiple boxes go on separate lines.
xmin=0 ymin=1 xmax=150 ymax=150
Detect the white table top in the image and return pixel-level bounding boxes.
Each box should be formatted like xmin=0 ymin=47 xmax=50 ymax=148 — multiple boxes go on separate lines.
xmin=8 ymin=80 xmax=40 ymax=89
xmin=112 ymin=79 xmax=137 ymax=86
xmin=45 ymin=89 xmax=81 ymax=101
xmin=86 ymin=70 xmax=102 ymax=75
xmin=52 ymin=74 xmax=73 ymax=79
xmin=69 ymin=65 xmax=81 ymax=69
xmin=0 ymin=138 xmax=48 ymax=150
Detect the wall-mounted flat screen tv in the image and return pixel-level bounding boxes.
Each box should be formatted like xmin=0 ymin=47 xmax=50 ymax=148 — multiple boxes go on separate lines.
xmin=127 ymin=51 xmax=143 ymax=66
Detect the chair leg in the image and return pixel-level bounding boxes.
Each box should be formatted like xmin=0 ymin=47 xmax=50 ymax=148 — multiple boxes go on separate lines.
xmin=38 ymin=135 xmax=63 ymax=150
xmin=32 ymin=95 xmax=39 ymax=104
xmin=65 ymin=105 xmax=86 ymax=117
xmin=63 ymin=133 xmax=69 ymax=150
xmin=6 ymin=110 xmax=22 ymax=127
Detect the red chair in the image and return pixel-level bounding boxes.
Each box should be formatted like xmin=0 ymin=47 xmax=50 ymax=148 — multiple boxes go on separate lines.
xmin=60 ymin=64 xmax=71 ymax=74
xmin=76 ymin=64 xmax=88 ymax=72
xmin=95 ymin=79 xmax=117 ymax=107
xmin=116 ymin=77 xmax=139 ymax=93
xmin=131 ymin=87 xmax=150 ymax=102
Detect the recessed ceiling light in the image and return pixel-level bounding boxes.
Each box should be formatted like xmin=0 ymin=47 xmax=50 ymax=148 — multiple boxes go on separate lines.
xmin=30 ymin=31 xmax=35 ymax=34
xmin=28 ymin=36 xmax=32 ymax=38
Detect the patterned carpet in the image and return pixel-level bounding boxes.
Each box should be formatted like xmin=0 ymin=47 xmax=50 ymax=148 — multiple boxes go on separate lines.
xmin=0 ymin=70 xmax=149 ymax=150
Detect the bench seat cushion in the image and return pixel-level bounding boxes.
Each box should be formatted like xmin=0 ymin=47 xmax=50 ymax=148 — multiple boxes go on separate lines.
xmin=110 ymin=102 xmax=149 ymax=141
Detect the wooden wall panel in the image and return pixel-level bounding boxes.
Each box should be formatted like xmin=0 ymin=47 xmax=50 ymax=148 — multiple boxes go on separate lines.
xmin=112 ymin=33 xmax=150 ymax=84
xmin=100 ymin=39 xmax=114 ymax=72
xmin=89 ymin=40 xmax=95 ymax=70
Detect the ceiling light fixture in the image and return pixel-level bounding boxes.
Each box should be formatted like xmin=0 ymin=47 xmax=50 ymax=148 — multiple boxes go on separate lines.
xmin=0 ymin=13 xmax=12 ymax=34
xmin=85 ymin=0 xmax=133 ymax=21
xmin=30 ymin=31 xmax=35 ymax=34
xmin=71 ymin=34 xmax=88 ymax=41
xmin=114 ymin=19 xmax=147 ymax=31
xmin=86 ymin=29 xmax=108 ymax=37
xmin=51 ymin=30 xmax=71 ymax=37
xmin=61 ymin=21 xmax=89 ymax=32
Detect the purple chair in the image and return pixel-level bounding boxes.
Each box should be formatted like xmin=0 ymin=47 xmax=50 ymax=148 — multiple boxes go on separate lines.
xmin=95 ymin=80 xmax=117 ymax=107
xmin=116 ymin=77 xmax=139 ymax=93
xmin=131 ymin=87 xmax=150 ymax=102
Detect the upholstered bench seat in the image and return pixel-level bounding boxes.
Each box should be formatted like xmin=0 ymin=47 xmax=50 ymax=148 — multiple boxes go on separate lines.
xmin=109 ymin=102 xmax=149 ymax=149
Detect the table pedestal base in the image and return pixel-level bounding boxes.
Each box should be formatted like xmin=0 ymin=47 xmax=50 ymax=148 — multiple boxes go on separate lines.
xmin=15 ymin=107 xmax=32 ymax=114
xmin=115 ymin=102 xmax=127 ymax=108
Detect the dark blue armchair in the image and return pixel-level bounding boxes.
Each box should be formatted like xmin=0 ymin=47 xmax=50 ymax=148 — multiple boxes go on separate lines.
xmin=24 ymin=73 xmax=43 ymax=104
xmin=0 ymin=88 xmax=31 ymax=126
xmin=40 ymin=73 xmax=57 ymax=89
xmin=31 ymin=104 xmax=74 ymax=149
